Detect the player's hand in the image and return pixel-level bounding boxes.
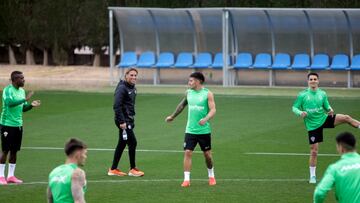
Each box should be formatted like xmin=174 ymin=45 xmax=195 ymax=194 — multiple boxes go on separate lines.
xmin=26 ymin=91 xmax=34 ymax=101
xmin=31 ymin=100 xmax=41 ymax=107
xmin=328 ymin=109 xmax=334 ymax=116
xmin=119 ymin=123 xmax=127 ymax=130
xmin=165 ymin=116 xmax=174 ymax=122
xmin=300 ymin=111 xmax=307 ymax=118
xmin=198 ymin=118 xmax=207 ymax=126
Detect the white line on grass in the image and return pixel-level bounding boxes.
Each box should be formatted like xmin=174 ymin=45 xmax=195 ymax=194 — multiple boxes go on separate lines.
xmin=12 ymin=178 xmax=308 ymax=186
xmin=22 ymin=147 xmax=202 ymax=154
xmin=244 ymin=152 xmax=339 ymax=157
xmin=23 ymin=147 xmax=339 ymax=156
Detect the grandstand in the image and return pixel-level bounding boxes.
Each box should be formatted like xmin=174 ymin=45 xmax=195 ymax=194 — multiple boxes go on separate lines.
xmin=109 ymin=8 xmax=360 ymax=87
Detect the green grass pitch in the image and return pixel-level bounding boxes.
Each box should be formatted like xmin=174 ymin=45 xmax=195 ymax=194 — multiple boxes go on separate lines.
xmin=1 ymin=87 xmax=359 ymax=202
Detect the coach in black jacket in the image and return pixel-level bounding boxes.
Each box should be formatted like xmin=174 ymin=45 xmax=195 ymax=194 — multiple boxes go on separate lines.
xmin=108 ymin=68 xmax=144 ymax=177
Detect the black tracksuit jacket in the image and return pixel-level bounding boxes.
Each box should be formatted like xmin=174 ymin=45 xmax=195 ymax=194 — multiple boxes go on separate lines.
xmin=113 ymin=80 xmax=136 ymax=125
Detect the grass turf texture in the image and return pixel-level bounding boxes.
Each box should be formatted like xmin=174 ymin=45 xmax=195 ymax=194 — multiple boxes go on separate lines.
xmin=0 ymin=87 xmax=359 ymax=203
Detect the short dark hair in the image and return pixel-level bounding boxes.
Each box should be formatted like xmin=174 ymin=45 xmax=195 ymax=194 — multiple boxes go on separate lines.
xmin=336 ymin=132 xmax=356 ymax=151
xmin=64 ymin=138 xmax=87 ymax=156
xmin=189 ymin=72 xmax=205 ymax=84
xmin=11 ymin=71 xmax=23 ymax=82
xmin=307 ymin=72 xmax=319 ymax=80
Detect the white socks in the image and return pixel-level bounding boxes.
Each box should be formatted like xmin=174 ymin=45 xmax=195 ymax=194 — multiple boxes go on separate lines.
xmin=208 ymin=167 xmax=215 ymax=178
xmin=310 ymin=166 xmax=316 ymax=177
xmin=184 ymin=168 xmax=215 ymax=181
xmin=0 ymin=164 xmax=5 ymax=177
xmin=184 ymin=171 xmax=190 ymax=181
xmin=8 ymin=164 xmax=16 ymax=177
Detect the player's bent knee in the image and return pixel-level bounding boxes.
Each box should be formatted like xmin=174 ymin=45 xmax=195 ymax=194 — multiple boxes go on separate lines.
xmin=344 ymin=115 xmax=352 ymax=121
xmin=339 ymin=114 xmax=351 ymax=122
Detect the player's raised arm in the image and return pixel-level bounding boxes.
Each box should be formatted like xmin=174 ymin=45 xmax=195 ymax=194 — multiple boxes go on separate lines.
xmin=165 ymin=94 xmax=188 ymax=122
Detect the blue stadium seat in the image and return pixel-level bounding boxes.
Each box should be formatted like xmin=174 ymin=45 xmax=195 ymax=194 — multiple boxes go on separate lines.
xmin=174 ymin=52 xmax=193 ymax=68
xmin=272 ymin=53 xmax=291 ymax=70
xmin=330 ymin=54 xmax=349 ymax=70
xmin=212 ymin=53 xmax=230 ymax=69
xmin=292 ymin=53 xmax=310 ymax=70
xmin=253 ymin=53 xmax=271 ymax=69
xmin=155 ymin=52 xmax=174 ymax=68
xmin=193 ymin=52 xmax=212 ymax=68
xmin=137 ymin=51 xmax=155 ymax=68
xmin=118 ymin=51 xmax=137 ymax=67
xmin=350 ymin=54 xmax=360 ymax=70
xmin=310 ymin=54 xmax=329 ymax=70
xmin=233 ymin=53 xmax=252 ymax=69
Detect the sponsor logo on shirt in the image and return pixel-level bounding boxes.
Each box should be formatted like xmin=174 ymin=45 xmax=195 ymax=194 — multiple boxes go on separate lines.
xmin=189 ymin=105 xmax=205 ymax=111
xmin=306 ymin=107 xmax=322 ymax=113
xmin=340 ymin=163 xmax=360 ymax=172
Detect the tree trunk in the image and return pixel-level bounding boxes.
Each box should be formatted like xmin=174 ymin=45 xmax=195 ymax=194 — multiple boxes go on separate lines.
xmin=26 ymin=49 xmax=36 ymax=65
xmin=43 ymin=49 xmax=48 ymax=66
xmin=93 ymin=54 xmax=101 ymax=67
xmin=8 ymin=45 xmax=17 ymax=65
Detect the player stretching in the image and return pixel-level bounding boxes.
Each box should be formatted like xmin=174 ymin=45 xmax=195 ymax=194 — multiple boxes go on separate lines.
xmin=166 ymin=72 xmax=216 ymax=187
xmin=292 ymin=72 xmax=360 ymax=184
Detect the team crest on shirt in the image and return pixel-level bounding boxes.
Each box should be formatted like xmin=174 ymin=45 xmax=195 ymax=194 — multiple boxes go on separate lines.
xmin=198 ymin=96 xmax=206 ymax=102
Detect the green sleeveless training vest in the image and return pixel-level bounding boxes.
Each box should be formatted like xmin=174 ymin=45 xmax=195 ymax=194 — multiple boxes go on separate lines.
xmin=186 ymin=88 xmax=211 ymax=134
xmin=49 ymin=163 xmax=86 ymax=203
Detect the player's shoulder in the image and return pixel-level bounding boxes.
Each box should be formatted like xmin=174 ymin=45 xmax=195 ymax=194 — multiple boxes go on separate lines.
xmin=203 ymin=87 xmax=210 ymax=92
xmin=72 ymin=168 xmax=86 ymax=179
xmin=297 ymin=89 xmax=308 ymax=96
xmin=3 ymin=84 xmax=13 ymax=91
xmin=115 ymin=81 xmax=127 ymax=92
xmin=317 ymin=88 xmax=327 ymax=95
xmin=205 ymin=88 xmax=213 ymax=95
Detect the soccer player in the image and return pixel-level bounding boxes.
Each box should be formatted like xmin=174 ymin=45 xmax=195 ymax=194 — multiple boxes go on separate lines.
xmin=313 ymin=132 xmax=360 ymax=203
xmin=108 ymin=68 xmax=144 ymax=177
xmin=48 ymin=138 xmax=87 ymax=203
xmin=292 ymin=72 xmax=360 ymax=184
xmin=0 ymin=71 xmax=41 ymax=185
xmin=165 ymin=72 xmax=216 ymax=187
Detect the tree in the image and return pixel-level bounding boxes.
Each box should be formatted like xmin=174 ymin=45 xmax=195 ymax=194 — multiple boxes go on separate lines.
xmin=80 ymin=0 xmax=110 ymax=66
